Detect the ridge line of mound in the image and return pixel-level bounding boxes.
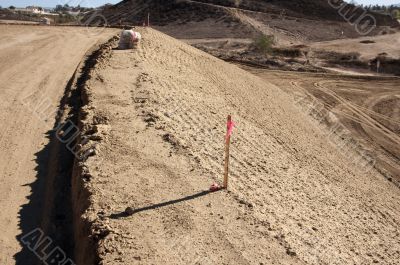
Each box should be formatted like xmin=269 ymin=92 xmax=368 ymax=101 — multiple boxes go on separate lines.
xmin=68 ymin=36 xmax=119 ymax=265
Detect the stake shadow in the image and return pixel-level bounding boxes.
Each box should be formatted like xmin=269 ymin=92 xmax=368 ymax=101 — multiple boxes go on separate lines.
xmin=110 ymin=189 xmax=221 ymax=219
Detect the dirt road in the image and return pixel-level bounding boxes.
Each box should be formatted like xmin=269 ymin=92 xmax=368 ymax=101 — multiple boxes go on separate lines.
xmin=0 ymin=25 xmax=118 ymax=264
xmin=75 ymin=28 xmax=400 ymax=264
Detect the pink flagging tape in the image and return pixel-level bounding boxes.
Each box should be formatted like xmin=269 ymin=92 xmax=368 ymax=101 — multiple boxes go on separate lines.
xmin=226 ymin=119 xmax=235 ymax=139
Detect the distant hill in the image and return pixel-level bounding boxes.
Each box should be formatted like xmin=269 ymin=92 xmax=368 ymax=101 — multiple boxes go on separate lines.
xmin=0 ymin=8 xmax=43 ymax=22
xmin=92 ymin=0 xmax=399 ymax=42
xmin=196 ymin=0 xmax=398 ymax=23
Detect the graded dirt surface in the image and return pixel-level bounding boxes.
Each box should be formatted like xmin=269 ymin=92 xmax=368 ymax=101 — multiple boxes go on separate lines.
xmin=75 ymin=28 xmax=400 ymax=264
xmin=310 ymin=32 xmax=400 ymax=60
xmin=243 ymin=68 xmax=400 ymax=185
xmin=0 ymin=25 xmax=118 ymax=264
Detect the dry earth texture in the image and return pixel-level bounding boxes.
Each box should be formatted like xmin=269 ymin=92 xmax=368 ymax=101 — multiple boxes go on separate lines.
xmin=243 ymin=68 xmax=400 ymax=186
xmin=307 ymin=33 xmax=400 ymax=75
xmin=310 ymin=33 xmax=400 ymax=61
xmin=72 ymin=28 xmax=400 ymax=265
xmin=0 ymin=25 xmax=119 ymax=265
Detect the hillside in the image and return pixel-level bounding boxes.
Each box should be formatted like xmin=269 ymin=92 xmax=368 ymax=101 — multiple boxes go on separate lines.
xmin=0 ymin=9 xmax=43 ymax=22
xmin=97 ymin=0 xmax=399 ymax=42
xmin=71 ymin=27 xmax=400 ymax=265
xmin=196 ymin=0 xmax=398 ymax=24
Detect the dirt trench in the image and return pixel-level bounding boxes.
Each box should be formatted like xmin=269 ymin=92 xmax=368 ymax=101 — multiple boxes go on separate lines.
xmin=16 ymin=36 xmax=119 ymax=265
xmin=69 ymin=37 xmax=119 ymax=265
xmin=0 ymin=25 xmax=118 ymax=265
xmin=53 ymin=37 xmax=121 ymax=265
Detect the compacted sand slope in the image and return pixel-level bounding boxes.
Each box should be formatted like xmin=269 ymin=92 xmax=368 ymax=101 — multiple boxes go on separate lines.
xmin=76 ymin=28 xmax=400 ymax=264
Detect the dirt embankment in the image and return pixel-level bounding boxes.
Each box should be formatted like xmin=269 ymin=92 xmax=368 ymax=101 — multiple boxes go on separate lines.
xmin=71 ymin=27 xmax=400 ymax=264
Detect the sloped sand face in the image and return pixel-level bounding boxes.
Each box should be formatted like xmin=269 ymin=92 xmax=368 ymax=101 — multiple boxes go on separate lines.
xmin=74 ymin=28 xmax=400 ymax=264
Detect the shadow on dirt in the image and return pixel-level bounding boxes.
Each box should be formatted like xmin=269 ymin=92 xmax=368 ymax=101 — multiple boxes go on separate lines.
xmin=14 ymin=68 xmax=79 ymax=265
xmin=13 ymin=131 xmax=52 ymax=265
xmin=110 ymin=189 xmax=221 ymax=218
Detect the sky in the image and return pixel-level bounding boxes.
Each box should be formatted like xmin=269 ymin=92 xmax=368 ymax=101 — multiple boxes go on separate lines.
xmin=0 ymin=0 xmax=120 ymax=8
xmin=356 ymin=0 xmax=399 ymax=4
xmin=0 ymin=0 xmax=399 ymax=8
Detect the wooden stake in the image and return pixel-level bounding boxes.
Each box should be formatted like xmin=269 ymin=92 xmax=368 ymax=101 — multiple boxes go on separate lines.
xmin=223 ymin=115 xmax=232 ymax=189
xmin=147 ymin=13 xmax=150 ymax=27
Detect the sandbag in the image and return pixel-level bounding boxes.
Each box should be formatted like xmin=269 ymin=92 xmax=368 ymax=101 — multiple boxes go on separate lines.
xmin=118 ymin=30 xmax=141 ymax=49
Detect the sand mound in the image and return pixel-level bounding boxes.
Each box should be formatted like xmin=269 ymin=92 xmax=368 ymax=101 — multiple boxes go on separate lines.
xmin=73 ymin=28 xmax=400 ymax=264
